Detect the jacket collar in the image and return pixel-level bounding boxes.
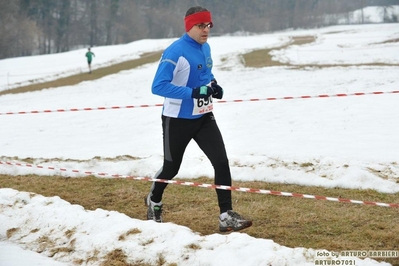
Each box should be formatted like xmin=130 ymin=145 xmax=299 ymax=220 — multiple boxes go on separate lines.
xmin=183 ymin=33 xmax=202 ymax=49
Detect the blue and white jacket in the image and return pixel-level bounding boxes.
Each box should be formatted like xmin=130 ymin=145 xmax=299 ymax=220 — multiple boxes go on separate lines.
xmin=152 ymin=33 xmax=215 ymax=119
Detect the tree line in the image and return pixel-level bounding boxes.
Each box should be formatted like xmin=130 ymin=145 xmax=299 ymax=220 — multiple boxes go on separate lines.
xmin=0 ymin=0 xmax=398 ymax=60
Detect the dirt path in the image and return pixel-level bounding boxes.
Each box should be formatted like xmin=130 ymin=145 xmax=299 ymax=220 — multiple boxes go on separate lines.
xmin=242 ymin=35 xmax=399 ymax=68
xmin=0 ymin=51 xmax=163 ymax=97
xmin=242 ymin=36 xmax=316 ymax=68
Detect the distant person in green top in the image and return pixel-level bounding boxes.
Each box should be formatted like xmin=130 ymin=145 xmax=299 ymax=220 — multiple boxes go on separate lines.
xmin=85 ymin=48 xmax=95 ymax=73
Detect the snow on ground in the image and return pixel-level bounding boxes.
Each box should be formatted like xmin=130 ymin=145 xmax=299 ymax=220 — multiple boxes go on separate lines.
xmin=0 ymin=12 xmax=398 ymax=266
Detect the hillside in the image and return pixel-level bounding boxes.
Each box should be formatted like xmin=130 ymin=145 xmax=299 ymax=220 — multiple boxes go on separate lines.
xmin=1 ymin=23 xmax=399 ymax=266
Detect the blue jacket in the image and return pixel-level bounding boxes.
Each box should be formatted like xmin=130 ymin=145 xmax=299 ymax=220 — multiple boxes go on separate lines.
xmin=152 ymin=33 xmax=215 ymax=119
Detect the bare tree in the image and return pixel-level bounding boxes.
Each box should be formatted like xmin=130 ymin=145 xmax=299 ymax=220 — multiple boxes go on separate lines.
xmin=0 ymin=0 xmax=398 ymax=59
xmin=0 ymin=1 xmax=39 ymax=59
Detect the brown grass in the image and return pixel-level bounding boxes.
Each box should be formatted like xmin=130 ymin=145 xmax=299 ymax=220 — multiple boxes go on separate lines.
xmin=1 ymin=174 xmax=398 ymax=265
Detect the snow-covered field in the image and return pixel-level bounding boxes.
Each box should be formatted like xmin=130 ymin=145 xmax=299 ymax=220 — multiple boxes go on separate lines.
xmin=0 ymin=12 xmax=398 ymax=266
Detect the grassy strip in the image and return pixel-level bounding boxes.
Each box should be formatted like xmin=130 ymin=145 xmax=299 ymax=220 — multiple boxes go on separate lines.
xmin=1 ymin=174 xmax=398 ymax=265
xmin=0 ymin=51 xmax=163 ymax=97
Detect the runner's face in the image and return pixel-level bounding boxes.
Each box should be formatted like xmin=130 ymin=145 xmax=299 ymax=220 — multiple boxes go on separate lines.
xmin=188 ymin=22 xmax=212 ymax=44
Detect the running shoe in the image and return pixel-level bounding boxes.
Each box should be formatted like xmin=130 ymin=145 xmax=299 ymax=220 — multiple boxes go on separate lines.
xmin=219 ymin=210 xmax=252 ymax=232
xmin=145 ymin=194 xmax=163 ymax=223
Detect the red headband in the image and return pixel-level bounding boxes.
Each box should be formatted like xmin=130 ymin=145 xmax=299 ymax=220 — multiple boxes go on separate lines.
xmin=184 ymin=11 xmax=212 ymax=32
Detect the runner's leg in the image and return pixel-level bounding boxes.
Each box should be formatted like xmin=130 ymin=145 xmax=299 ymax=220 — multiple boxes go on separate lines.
xmin=194 ymin=113 xmax=233 ymax=213
xmin=149 ymin=116 xmax=195 ymax=203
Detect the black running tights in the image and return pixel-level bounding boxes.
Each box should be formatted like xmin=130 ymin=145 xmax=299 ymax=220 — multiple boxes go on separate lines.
xmin=149 ymin=112 xmax=232 ymax=214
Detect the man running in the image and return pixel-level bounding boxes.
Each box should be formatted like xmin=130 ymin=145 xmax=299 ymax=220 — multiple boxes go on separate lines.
xmin=145 ymin=6 xmax=253 ymax=232
xmin=85 ymin=47 xmax=95 ymax=74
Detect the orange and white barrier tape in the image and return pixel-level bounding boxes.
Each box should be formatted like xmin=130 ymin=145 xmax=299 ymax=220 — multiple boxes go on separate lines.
xmin=1 ymin=160 xmax=398 ymax=208
xmin=1 ymin=90 xmax=398 ymax=116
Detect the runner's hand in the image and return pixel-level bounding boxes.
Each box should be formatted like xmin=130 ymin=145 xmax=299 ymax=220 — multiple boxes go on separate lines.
xmin=211 ymin=83 xmax=224 ymax=99
xmin=192 ymin=86 xmax=213 ymax=99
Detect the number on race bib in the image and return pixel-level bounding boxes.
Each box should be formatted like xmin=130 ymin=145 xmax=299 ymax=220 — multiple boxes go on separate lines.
xmin=192 ymin=96 xmax=214 ymax=115
xmin=197 ymin=97 xmax=212 ymax=107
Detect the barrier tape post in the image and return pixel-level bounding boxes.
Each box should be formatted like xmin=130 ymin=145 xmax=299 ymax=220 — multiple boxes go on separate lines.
xmin=1 ymin=160 xmax=399 ymax=209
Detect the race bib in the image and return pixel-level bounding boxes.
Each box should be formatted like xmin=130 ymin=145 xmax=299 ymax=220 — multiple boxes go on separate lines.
xmin=192 ymin=97 xmax=213 ymax=115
